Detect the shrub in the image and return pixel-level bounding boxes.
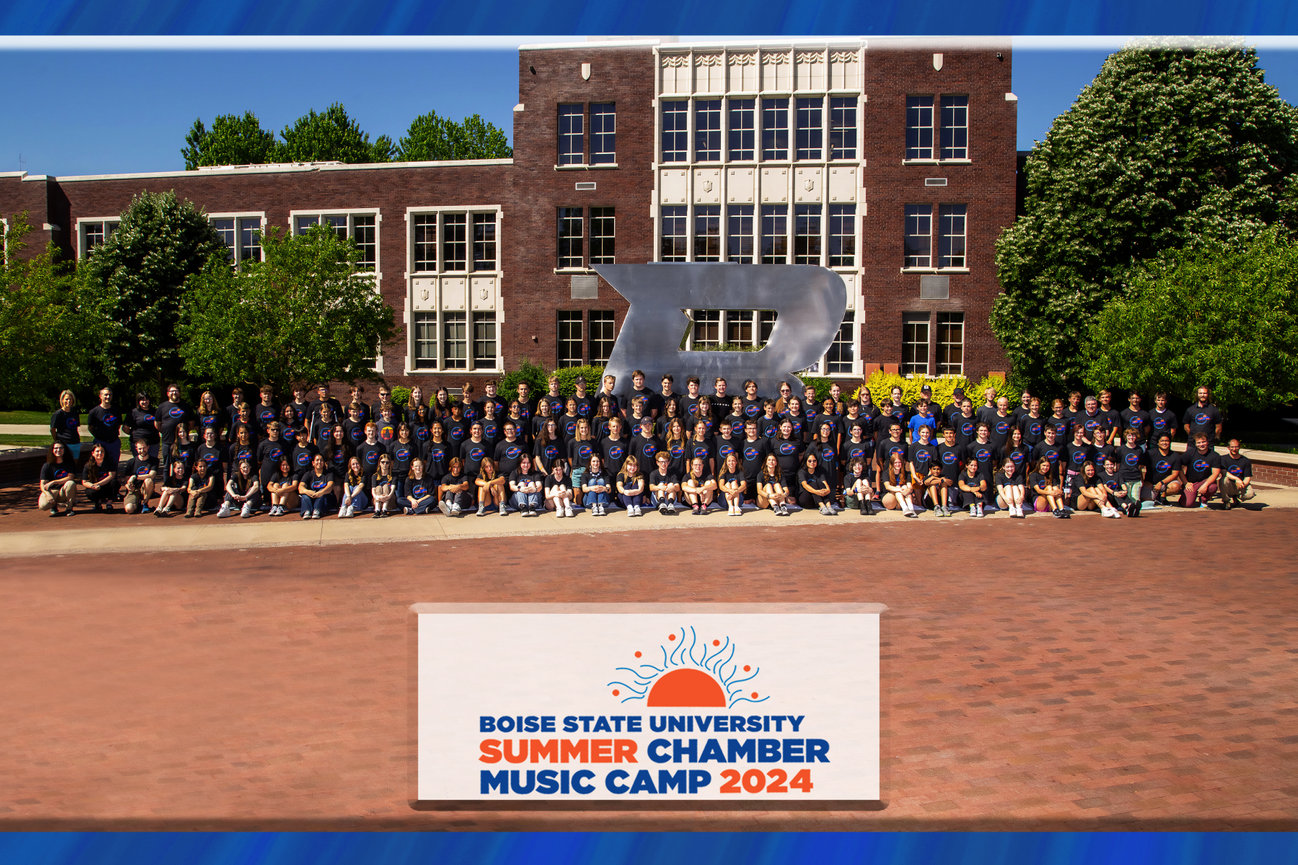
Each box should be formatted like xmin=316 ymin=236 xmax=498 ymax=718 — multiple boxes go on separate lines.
xmin=499 ymin=360 xmax=550 ymax=401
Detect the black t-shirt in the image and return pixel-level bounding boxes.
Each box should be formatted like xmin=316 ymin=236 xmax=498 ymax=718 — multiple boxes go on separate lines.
xmin=510 ymin=469 xmax=545 ymax=492
xmin=567 ymin=438 xmax=598 ymax=473
xmin=195 ymin=443 xmax=226 ymax=478
xmin=1062 ymin=441 xmax=1093 ymax=476
xmin=1184 ymin=404 xmax=1223 ymax=444
xmin=440 ymin=471 xmax=469 ymax=492
xmin=1017 ymin=413 xmax=1046 ymax=447
xmin=998 ymin=444 xmax=1031 ymax=484
xmin=937 ymin=441 xmax=965 ymax=481
xmin=1029 ymin=470 xmax=1057 ymax=494
xmin=156 ymin=401 xmax=191 ymax=442
xmin=227 ymin=441 xmax=256 ymax=469
xmin=737 ymin=437 xmax=769 ymax=480
xmin=600 ymin=436 xmax=631 ymax=476
xmin=797 ymin=466 xmax=829 ymax=495
xmin=127 ymin=406 xmax=160 ymax=444
xmin=533 ymin=437 xmax=566 ymax=471
xmin=404 ymin=473 xmax=434 ymax=500
xmin=459 ymin=438 xmax=490 ymax=476
xmin=88 ymin=405 xmax=123 ymax=442
xmin=443 ymin=417 xmax=469 ymax=450
xmin=965 ymin=440 xmax=997 ymax=485
xmin=986 ymin=413 xmax=1015 ymax=452
xmin=1222 ymin=452 xmax=1253 ymax=480
xmin=713 ymin=434 xmax=740 ymax=470
xmin=495 ymin=439 xmax=528 ymax=477
xmin=302 ymin=469 xmax=335 ymax=494
xmin=389 ymin=439 xmax=417 ymax=476
xmin=478 ymin=418 xmax=501 ymax=447
xmin=1148 ymin=408 xmax=1179 ymax=442
xmin=686 ymin=437 xmax=715 ymax=473
xmin=1146 ymin=448 xmax=1180 ymax=483
xmin=40 ymin=460 xmax=75 ymax=484
xmin=720 ymin=469 xmax=745 ymax=488
xmin=583 ymin=469 xmax=612 ymax=492
xmin=951 ymin=413 xmax=978 ymax=447
xmin=1182 ymin=448 xmax=1222 ymax=483
xmin=1116 ymin=445 xmax=1145 ymax=483
xmin=558 ymin=413 xmax=583 ymax=445
xmin=544 ymin=472 xmax=572 ymax=493
xmin=1120 ymin=409 xmax=1151 ymax=443
xmin=648 ymin=468 xmax=678 ymax=489
xmin=908 ymin=442 xmax=939 ymax=478
xmin=120 ymin=455 xmax=158 ymax=485
xmin=50 ymin=409 xmax=80 ymax=444
xmin=663 ymin=437 xmax=689 ymax=476
xmin=740 ymin=397 xmax=764 ymax=422
xmin=770 ymin=437 xmax=802 ymax=477
xmin=781 ymin=410 xmax=811 ymax=443
xmin=422 ymin=440 xmax=451 ymax=479
xmin=839 ymin=438 xmax=872 ymax=474
xmin=1097 ymin=467 xmax=1124 ymax=495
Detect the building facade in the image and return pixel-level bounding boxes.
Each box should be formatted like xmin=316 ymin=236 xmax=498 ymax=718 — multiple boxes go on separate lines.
xmin=0 ymin=38 xmax=1016 ymax=389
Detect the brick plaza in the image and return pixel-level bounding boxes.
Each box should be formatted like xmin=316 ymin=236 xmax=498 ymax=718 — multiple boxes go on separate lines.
xmin=2 ymin=504 xmax=1297 ymax=830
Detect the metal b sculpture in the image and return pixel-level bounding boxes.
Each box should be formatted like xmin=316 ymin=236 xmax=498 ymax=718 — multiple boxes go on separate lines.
xmin=596 ymin=264 xmax=848 ymax=400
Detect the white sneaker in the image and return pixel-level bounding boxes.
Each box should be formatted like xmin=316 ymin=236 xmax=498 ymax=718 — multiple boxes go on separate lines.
xmin=241 ymin=502 xmax=253 ymax=518
xmin=451 ymin=502 xmax=461 ymax=515
xmin=218 ymin=502 xmax=232 ymax=518
xmin=564 ymin=502 xmax=574 ymax=518
xmin=500 ymin=505 xmax=508 ymax=516
xmin=556 ymin=505 xmax=565 ymax=518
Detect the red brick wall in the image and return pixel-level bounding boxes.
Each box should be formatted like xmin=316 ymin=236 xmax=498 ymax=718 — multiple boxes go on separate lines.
xmin=859 ymin=45 xmax=1015 ymax=379
xmin=506 ymin=46 xmax=657 ymax=372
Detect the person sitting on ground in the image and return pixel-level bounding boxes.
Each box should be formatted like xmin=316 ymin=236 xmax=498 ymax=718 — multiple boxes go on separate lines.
xmin=1219 ymin=439 xmax=1256 ymax=510
xmin=38 ymin=441 xmax=79 ymax=517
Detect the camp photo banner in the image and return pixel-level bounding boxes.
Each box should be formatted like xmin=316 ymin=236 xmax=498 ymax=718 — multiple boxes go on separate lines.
xmin=413 ymin=603 xmax=884 ymax=804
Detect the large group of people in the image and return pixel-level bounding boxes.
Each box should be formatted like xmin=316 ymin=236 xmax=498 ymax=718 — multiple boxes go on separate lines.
xmin=35 ymin=373 xmax=1257 ymax=522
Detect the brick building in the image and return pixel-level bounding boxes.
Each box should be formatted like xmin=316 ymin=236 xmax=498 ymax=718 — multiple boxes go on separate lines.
xmin=0 ymin=37 xmax=1016 ymax=390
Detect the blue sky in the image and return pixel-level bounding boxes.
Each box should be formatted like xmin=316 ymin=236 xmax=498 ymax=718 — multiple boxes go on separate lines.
xmin=3 ymin=39 xmax=1298 ymax=177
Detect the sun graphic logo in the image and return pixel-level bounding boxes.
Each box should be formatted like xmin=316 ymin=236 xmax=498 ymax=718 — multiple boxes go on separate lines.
xmin=607 ymin=626 xmax=768 ymax=708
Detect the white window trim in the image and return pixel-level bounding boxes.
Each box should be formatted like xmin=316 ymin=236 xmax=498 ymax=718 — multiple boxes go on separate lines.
xmin=288 ymin=207 xmax=382 ymax=281
xmin=403 ymin=205 xmax=504 ymax=375
xmin=74 ymin=216 xmax=121 ymax=259
xmin=207 ymin=211 xmax=267 ymax=267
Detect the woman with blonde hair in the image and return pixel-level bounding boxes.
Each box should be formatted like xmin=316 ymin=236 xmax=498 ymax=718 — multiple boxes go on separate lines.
xmin=370 ymin=453 xmax=398 ymax=517
xmin=475 ymin=456 xmax=509 ymax=516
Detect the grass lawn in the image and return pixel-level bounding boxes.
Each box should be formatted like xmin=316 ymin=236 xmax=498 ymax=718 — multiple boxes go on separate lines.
xmin=0 ymin=411 xmax=51 ymax=425
xmin=0 ymin=435 xmax=131 ymax=448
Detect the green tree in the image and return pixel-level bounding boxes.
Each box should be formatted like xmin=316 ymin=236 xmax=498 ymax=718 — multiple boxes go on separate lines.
xmin=993 ymin=46 xmax=1298 ymax=395
xmin=78 ymin=190 xmax=228 ymax=390
xmin=278 ymin=103 xmax=391 ymax=164
xmin=398 ymin=111 xmax=512 ymax=161
xmin=182 ymin=111 xmax=279 ymax=169
xmin=0 ymin=215 xmax=108 ymax=407
xmin=178 ymin=224 xmax=396 ymax=395
xmin=1083 ymin=228 xmax=1298 ymax=410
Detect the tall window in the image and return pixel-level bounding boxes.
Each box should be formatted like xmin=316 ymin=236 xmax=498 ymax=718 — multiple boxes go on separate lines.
xmin=473 ymin=213 xmax=497 ymax=270
xmin=728 ymin=98 xmax=756 ymax=161
xmin=558 ymin=104 xmax=584 ymax=165
xmin=906 ymin=96 xmax=935 ymax=160
xmin=557 ymin=312 xmax=583 ymax=367
xmin=795 ymin=97 xmax=823 ymax=160
xmin=442 ymin=311 xmax=468 ymax=371
xmin=210 ymin=215 xmax=262 ymax=267
xmin=940 ymin=95 xmax=968 ymax=160
xmin=760 ymin=205 xmax=787 ymax=264
xmin=727 ymin=205 xmax=754 ymax=263
xmin=590 ymin=208 xmax=616 ymax=264
xmin=588 ymin=311 xmax=616 ymax=364
xmin=761 ymin=97 xmax=789 ymax=161
xmin=828 ymin=204 xmax=855 ymax=267
xmin=793 ymin=205 xmax=821 ymax=265
xmin=413 ymin=215 xmax=437 ymax=270
xmin=472 ymin=311 xmax=497 ymax=369
xmin=662 ymin=101 xmax=688 ymax=162
xmin=557 ymin=207 xmax=584 ymax=269
xmin=694 ymin=205 xmax=721 ymax=262
xmin=692 ymin=309 xmax=721 ymax=348
xmin=294 ymin=212 xmax=376 ymax=270
xmin=904 ymin=204 xmax=932 ymax=268
xmin=902 ymin=313 xmax=930 ymax=375
xmin=829 ymin=96 xmax=857 ymax=160
xmin=937 ymin=312 xmax=964 ymax=375
xmin=938 ymin=204 xmax=967 ymax=268
xmin=590 ymin=102 xmax=616 ymax=164
xmin=442 ymin=214 xmax=467 ymax=271
xmin=661 ymin=206 xmax=688 ymax=261
xmin=826 ymin=313 xmax=855 ymax=374
xmin=695 ymin=99 xmax=722 ymax=162
xmin=412 ymin=313 xmax=438 ymax=370
xmin=412 ymin=211 xmax=497 ymax=272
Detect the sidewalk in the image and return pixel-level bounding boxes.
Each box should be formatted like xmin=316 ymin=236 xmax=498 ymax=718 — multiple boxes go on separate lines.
xmin=2 ymin=484 xmax=1294 ymax=558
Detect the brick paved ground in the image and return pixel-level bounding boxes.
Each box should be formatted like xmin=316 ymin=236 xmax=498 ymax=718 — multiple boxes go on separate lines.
xmin=1 ymin=505 xmax=1297 ymax=830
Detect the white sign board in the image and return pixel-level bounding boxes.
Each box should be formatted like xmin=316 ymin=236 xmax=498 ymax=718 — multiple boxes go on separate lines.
xmin=414 ymin=603 xmax=884 ymax=803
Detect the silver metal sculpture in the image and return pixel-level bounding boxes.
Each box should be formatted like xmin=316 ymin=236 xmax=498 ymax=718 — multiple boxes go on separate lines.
xmin=596 ymin=264 xmax=848 ymax=400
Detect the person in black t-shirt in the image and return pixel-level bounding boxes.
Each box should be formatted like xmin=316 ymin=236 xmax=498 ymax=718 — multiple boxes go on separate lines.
xmin=508 ymin=453 xmax=545 ymax=516
xmin=400 ymin=459 xmax=436 ymax=515
xmin=1219 ymin=438 xmax=1255 ymax=508
xmin=439 ymin=458 xmax=473 ymax=516
xmin=1183 ymin=386 xmax=1223 ymax=445
xmin=79 ymin=442 xmax=119 ymax=512
xmin=544 ymin=460 xmax=575 ymax=517
xmin=882 ymin=451 xmax=918 ymax=517
xmin=718 ymin=451 xmax=747 ymax=516
xmin=88 ymin=386 xmax=123 ymax=469
xmin=615 ymin=453 xmax=648 ymax=517
xmin=1029 ymin=456 xmax=1065 ymax=517
xmin=266 ymin=456 xmax=300 ymax=516
xmin=297 ymin=453 xmax=334 ymax=519
xmin=757 ymin=453 xmax=792 ymax=515
xmin=119 ymin=439 xmax=158 ymax=514
xmin=1145 ymin=433 xmax=1182 ymax=505
xmin=1074 ymin=460 xmax=1114 ymax=517
xmin=798 ymin=451 xmax=836 ymax=515
xmin=1180 ymin=434 xmax=1222 ymax=508
xmin=38 ymin=442 xmax=79 ymax=516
